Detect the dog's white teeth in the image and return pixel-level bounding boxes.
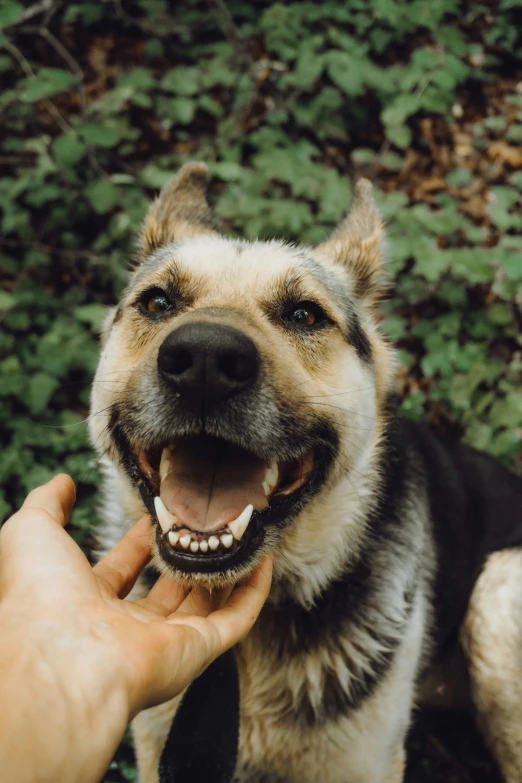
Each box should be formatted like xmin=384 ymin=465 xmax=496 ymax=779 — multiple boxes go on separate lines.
xmin=168 ymin=530 xmax=179 ymax=547
xmin=159 ymin=447 xmax=173 ymax=482
xmin=208 ymin=536 xmax=220 ymax=551
xmin=179 ymin=534 xmax=191 ymax=549
xmin=221 ymin=533 xmax=234 ymax=548
xmin=262 ymin=480 xmax=270 ymax=496
xmin=228 ymin=504 xmax=254 ymax=541
xmin=154 ymin=496 xmax=178 ymax=534
xmin=264 ymin=460 xmax=279 ymax=493
xmin=199 ymin=539 xmax=209 ymax=553
xmin=190 ymin=540 xmax=199 ymax=553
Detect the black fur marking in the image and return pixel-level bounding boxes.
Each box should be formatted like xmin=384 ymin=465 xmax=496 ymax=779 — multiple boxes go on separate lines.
xmin=347 ymin=310 xmax=373 ymax=362
xmin=112 ymin=304 xmax=123 ymax=325
xmin=159 ymin=650 xmax=239 ymax=783
xmin=402 ymin=420 xmax=522 ymax=657
xmin=143 ymin=565 xmax=160 ymax=589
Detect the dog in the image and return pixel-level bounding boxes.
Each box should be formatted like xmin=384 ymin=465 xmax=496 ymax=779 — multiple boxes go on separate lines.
xmin=90 ymin=162 xmax=522 ymax=783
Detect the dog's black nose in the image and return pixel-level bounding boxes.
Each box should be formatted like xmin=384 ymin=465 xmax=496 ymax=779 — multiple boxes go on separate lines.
xmin=158 ymin=322 xmax=259 ymax=411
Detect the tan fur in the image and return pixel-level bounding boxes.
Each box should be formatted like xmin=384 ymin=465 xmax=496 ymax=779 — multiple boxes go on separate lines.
xmin=461 ymin=548 xmax=522 ymax=783
xmin=140 ymin=162 xmax=218 ymax=256
xmin=388 ymin=749 xmax=405 ymax=783
xmin=315 ymin=179 xmax=387 ymax=305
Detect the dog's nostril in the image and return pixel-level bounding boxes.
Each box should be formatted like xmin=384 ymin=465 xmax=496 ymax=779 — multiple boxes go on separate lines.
xmin=158 ymin=322 xmax=259 ymax=408
xmin=219 ymin=352 xmax=255 ymax=383
xmin=171 ymin=349 xmax=192 ymax=376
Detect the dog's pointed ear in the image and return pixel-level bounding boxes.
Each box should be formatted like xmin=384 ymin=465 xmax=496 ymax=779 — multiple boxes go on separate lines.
xmin=139 ymin=161 xmax=220 ymax=256
xmin=315 ymin=179 xmax=386 ymax=304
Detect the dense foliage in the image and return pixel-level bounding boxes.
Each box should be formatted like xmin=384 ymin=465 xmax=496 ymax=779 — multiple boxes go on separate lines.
xmin=1 ymin=1 xmax=521 ymax=780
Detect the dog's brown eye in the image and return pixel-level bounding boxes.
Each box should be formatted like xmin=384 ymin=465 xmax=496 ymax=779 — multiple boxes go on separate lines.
xmin=292 ymin=308 xmax=316 ymax=326
xmin=287 ymin=302 xmax=326 ymax=328
xmin=140 ymin=288 xmax=173 ymax=315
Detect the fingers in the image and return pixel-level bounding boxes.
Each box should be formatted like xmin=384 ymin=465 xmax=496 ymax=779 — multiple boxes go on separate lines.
xmin=141 ymin=573 xmax=189 ymax=616
xmin=175 ymin=583 xmax=234 ymax=617
xmin=166 ymin=554 xmax=273 ymax=646
xmin=93 ymin=515 xmax=153 ymax=598
xmin=0 ymin=474 xmax=92 ymax=595
xmin=8 ymin=474 xmax=76 ymax=532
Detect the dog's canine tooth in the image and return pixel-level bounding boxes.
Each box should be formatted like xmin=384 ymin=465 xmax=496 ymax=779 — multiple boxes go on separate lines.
xmin=159 ymin=447 xmax=173 ymax=482
xmin=179 ymin=534 xmax=191 ymax=549
xmin=199 ymin=539 xmax=209 ymax=553
xmin=208 ymin=536 xmax=220 ymax=551
xmin=190 ymin=540 xmax=199 ymax=553
xmin=221 ymin=533 xmax=234 ymax=548
xmin=229 ymin=504 xmax=254 ymax=541
xmin=265 ymin=460 xmax=279 ymax=491
xmin=168 ymin=530 xmax=179 ymax=547
xmin=262 ymin=480 xmax=270 ymax=496
xmin=154 ymin=496 xmax=178 ymax=533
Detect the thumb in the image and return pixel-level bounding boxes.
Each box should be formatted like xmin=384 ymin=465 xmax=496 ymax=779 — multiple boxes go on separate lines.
xmin=0 ymin=474 xmax=80 ymax=592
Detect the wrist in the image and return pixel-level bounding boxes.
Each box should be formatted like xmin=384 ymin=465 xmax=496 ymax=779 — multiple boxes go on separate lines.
xmin=0 ymin=607 xmax=130 ymax=783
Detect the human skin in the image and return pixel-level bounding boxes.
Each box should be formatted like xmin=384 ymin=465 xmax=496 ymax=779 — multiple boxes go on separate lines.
xmin=0 ymin=474 xmax=272 ymax=783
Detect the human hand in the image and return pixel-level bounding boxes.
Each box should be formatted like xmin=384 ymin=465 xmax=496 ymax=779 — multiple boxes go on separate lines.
xmin=0 ymin=474 xmax=272 ymax=783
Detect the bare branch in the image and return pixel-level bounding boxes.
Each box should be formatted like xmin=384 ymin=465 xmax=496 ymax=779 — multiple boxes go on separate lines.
xmin=37 ymin=22 xmax=108 ymax=179
xmin=2 ymin=36 xmax=72 ymax=134
xmin=207 ymin=0 xmax=253 ymax=66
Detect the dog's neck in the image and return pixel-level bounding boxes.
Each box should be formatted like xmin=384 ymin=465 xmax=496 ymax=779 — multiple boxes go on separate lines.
xmin=268 ymin=430 xmax=385 ymax=609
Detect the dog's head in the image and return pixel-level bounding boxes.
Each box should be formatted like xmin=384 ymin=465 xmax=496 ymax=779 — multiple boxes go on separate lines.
xmin=90 ymin=163 xmax=395 ymax=593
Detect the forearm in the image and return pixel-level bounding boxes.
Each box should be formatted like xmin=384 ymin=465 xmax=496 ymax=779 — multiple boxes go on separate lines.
xmin=0 ymin=614 xmax=130 ymax=783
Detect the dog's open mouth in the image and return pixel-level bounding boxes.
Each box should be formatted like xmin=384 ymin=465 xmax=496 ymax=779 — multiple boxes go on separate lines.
xmin=128 ymin=435 xmax=315 ymax=573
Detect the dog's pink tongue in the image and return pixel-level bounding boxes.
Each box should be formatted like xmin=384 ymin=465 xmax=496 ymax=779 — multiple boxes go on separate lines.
xmin=159 ymin=438 xmax=268 ymax=532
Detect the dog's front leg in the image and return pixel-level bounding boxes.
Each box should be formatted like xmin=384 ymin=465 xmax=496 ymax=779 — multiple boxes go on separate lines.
xmin=133 ymin=696 xmax=184 ymax=783
xmin=462 ymin=548 xmax=522 ymax=783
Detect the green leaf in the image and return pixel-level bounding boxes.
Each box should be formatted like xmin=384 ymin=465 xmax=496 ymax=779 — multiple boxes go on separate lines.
xmin=386 ymin=124 xmax=412 ymax=148
xmin=80 ymin=124 xmax=120 ymax=148
xmin=381 ymin=94 xmax=420 ymax=126
xmin=497 ymin=245 xmax=522 ymax=280
xmin=488 ymin=303 xmax=514 ymax=326
xmin=118 ymin=68 xmax=156 ymax=90
xmin=27 ymin=372 xmax=59 ymax=415
xmin=74 ymin=303 xmax=107 ymax=330
xmin=53 ymin=134 xmax=86 ymax=167
xmin=412 ymin=237 xmax=451 ymax=282
xmin=85 ymin=179 xmax=118 ymax=214
xmin=446 ymin=168 xmax=473 ymax=187
xmin=0 ymin=1 xmax=24 ymax=27
xmin=155 ymin=97 xmax=196 ymax=124
xmin=160 ymin=67 xmax=200 ymax=95
xmin=20 ymin=68 xmax=77 ymax=102
xmin=327 ymin=51 xmax=365 ymax=96
xmin=0 ymin=290 xmax=14 ymax=311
